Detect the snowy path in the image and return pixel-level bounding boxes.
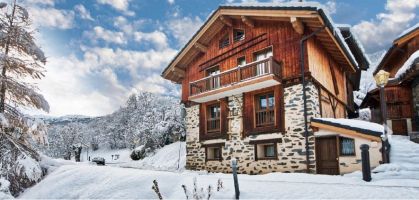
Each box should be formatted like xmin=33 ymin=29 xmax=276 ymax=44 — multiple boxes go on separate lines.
xmin=20 ymin=164 xmax=419 ymax=199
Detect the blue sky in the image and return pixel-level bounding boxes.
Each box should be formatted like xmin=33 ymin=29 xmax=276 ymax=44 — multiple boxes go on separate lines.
xmin=21 ymin=0 xmax=418 ymax=116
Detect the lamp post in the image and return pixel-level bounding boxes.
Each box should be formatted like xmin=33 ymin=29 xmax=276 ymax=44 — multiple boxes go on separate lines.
xmin=374 ymin=70 xmax=391 ymax=163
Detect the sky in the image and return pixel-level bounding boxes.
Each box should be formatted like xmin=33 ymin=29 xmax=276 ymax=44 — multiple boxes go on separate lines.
xmin=16 ymin=0 xmax=419 ymax=117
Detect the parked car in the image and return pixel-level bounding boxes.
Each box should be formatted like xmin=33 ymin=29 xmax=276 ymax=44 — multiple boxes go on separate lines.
xmin=92 ymin=157 xmax=105 ymax=165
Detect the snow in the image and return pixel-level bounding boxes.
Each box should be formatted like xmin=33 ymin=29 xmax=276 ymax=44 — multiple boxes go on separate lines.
xmin=120 ymin=142 xmax=186 ymax=171
xmin=394 ymin=50 xmax=419 ymax=78
xmin=345 ymin=136 xmax=419 ymax=187
xmin=396 ymin=22 xmax=419 ymax=39
xmin=79 ymin=148 xmax=132 ymax=164
xmin=313 ymin=118 xmax=384 ymax=133
xmin=20 ymin=163 xmax=419 ymax=199
xmin=0 ymin=177 xmax=13 ymax=199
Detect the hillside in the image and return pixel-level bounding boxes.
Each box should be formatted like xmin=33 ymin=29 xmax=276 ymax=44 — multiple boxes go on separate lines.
xmin=36 ymin=92 xmax=185 ymax=160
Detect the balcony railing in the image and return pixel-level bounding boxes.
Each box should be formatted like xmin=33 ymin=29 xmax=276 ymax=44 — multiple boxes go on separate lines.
xmin=190 ymin=57 xmax=281 ymax=96
xmin=256 ymin=109 xmax=275 ymax=127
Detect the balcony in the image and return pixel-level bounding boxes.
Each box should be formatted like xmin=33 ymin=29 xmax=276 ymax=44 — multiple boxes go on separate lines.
xmin=189 ymin=57 xmax=282 ymax=103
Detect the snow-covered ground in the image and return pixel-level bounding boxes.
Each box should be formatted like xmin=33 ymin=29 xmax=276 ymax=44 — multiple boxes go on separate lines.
xmin=18 ymin=137 xmax=419 ymax=199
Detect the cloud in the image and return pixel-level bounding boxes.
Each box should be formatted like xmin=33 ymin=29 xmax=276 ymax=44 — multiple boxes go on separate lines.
xmin=29 ymin=7 xmax=75 ymax=29
xmin=37 ymin=44 xmax=178 ymax=116
xmin=134 ymin=31 xmax=169 ymax=49
xmin=168 ymin=0 xmax=175 ymax=5
xmin=74 ymin=4 xmax=94 ymax=21
xmin=85 ymin=26 xmax=127 ymax=45
xmin=25 ymin=0 xmax=55 ymax=6
xmin=325 ymin=1 xmax=337 ymax=14
xmin=167 ymin=16 xmax=203 ymax=46
xmin=96 ymin=0 xmax=134 ymax=16
xmin=352 ymin=0 xmax=419 ymax=53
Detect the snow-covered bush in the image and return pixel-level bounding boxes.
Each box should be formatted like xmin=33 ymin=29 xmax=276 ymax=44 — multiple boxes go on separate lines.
xmin=130 ymin=146 xmax=146 ymax=161
xmin=0 ymin=177 xmax=13 ymax=199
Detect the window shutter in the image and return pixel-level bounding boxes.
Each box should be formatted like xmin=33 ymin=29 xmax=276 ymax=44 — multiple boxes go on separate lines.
xmin=274 ymin=85 xmax=282 ymax=132
xmin=199 ymin=103 xmax=206 ymax=139
xmin=243 ymin=92 xmax=254 ymax=136
xmin=220 ymin=98 xmax=229 ymax=136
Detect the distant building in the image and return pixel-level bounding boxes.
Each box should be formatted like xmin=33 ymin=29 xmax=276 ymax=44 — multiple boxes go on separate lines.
xmin=361 ymin=23 xmax=418 ymax=141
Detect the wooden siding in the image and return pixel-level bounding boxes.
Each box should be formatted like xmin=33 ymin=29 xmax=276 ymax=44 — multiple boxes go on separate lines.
xmin=384 ymin=36 xmax=419 ymax=77
xmin=182 ymin=20 xmax=303 ymax=102
xmin=307 ymin=37 xmax=347 ymax=104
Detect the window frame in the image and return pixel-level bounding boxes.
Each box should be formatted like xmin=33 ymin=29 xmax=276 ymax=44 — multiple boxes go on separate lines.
xmin=205 ymin=65 xmax=221 ymax=90
xmin=339 ymin=137 xmax=356 ymax=156
xmin=254 ymin=91 xmax=276 ymax=128
xmin=219 ymin=34 xmax=230 ymax=49
xmin=233 ymin=29 xmax=245 ymax=42
xmin=204 ymin=144 xmax=224 ymax=162
xmin=206 ymin=102 xmax=221 ymax=133
xmin=250 ymin=139 xmax=281 ymax=161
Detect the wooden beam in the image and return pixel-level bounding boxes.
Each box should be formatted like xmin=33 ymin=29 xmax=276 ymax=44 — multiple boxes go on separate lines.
xmin=194 ymin=42 xmax=208 ymax=53
xmin=171 ymin=67 xmax=185 ymax=77
xmin=290 ymin=17 xmax=304 ymax=35
xmin=219 ymin=15 xmax=233 ymax=27
xmin=241 ymin=16 xmax=255 ymax=28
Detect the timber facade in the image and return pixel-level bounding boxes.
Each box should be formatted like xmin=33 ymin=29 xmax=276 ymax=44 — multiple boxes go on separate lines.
xmin=361 ymin=23 xmax=419 ymax=140
xmin=162 ymin=3 xmax=377 ymax=175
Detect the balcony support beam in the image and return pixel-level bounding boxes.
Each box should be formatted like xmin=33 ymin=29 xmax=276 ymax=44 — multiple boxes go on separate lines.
xmin=194 ymin=42 xmax=208 ymax=53
xmin=241 ymin=16 xmax=255 ymax=28
xmin=291 ymin=17 xmax=304 ymax=35
xmin=219 ymin=15 xmax=233 ymax=27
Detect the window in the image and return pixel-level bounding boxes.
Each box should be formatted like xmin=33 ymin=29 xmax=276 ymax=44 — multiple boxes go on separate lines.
xmin=207 ymin=103 xmax=221 ymax=133
xmin=255 ymin=92 xmax=275 ymax=127
xmin=206 ymin=146 xmax=222 ymax=161
xmin=237 ymin=56 xmax=246 ymax=67
xmin=253 ymin=141 xmax=278 ymax=160
xmin=340 ymin=137 xmax=355 ymax=156
xmin=264 ymin=144 xmax=275 ymax=157
xmin=233 ymin=29 xmax=245 ymax=42
xmin=219 ymin=35 xmax=230 ymax=49
xmin=254 ymin=47 xmax=273 ymax=75
xmin=206 ymin=66 xmax=220 ymax=89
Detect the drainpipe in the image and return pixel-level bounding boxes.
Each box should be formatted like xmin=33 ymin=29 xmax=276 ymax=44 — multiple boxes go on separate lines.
xmin=299 ymin=26 xmax=325 ymax=173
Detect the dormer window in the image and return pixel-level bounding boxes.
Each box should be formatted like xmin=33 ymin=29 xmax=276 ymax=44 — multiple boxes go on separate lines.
xmin=233 ymin=29 xmax=245 ymax=42
xmin=219 ymin=35 xmax=230 ymax=49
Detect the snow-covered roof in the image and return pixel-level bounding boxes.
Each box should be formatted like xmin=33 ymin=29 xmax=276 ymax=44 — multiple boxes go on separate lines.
xmin=394 ymin=50 xmax=419 ymax=79
xmin=312 ymin=118 xmax=383 ymax=138
xmin=395 ymin=22 xmax=419 ymax=42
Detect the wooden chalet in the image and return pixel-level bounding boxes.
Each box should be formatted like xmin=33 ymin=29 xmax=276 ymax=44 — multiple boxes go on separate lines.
xmin=162 ymin=2 xmax=378 ymax=175
xmin=361 ymin=23 xmax=419 ymax=140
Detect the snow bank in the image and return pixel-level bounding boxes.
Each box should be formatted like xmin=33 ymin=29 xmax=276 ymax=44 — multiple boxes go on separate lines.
xmin=20 ymin=164 xmax=419 ymax=199
xmin=80 ymin=148 xmax=132 ymax=164
xmin=120 ymin=142 xmax=186 ymax=171
xmin=39 ymin=155 xmax=75 ymax=175
xmin=394 ymin=50 xmax=419 ymax=78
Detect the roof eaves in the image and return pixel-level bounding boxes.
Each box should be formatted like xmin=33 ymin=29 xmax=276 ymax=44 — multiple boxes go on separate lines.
xmin=311 ymin=118 xmax=382 ymax=138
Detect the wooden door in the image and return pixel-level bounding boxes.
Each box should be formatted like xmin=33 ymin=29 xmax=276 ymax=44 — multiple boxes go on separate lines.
xmin=315 ymin=136 xmax=339 ymax=175
xmin=392 ymin=119 xmax=408 ymax=135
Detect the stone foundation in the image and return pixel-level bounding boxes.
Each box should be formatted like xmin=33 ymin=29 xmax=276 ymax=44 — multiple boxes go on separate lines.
xmin=185 ymin=82 xmax=321 ymax=174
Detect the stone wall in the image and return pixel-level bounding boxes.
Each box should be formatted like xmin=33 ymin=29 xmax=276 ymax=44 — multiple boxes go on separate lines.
xmin=184 ymin=82 xmax=321 ymax=174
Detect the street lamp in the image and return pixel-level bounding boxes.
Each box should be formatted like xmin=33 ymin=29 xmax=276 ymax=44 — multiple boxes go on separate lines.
xmin=374 ymin=70 xmax=391 ymax=163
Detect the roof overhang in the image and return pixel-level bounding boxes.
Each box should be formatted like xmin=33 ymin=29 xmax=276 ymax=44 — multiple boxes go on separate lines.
xmin=311 ymin=118 xmax=382 ymax=142
xmin=374 ymin=24 xmax=419 ymax=75
xmin=161 ymin=4 xmax=360 ymax=83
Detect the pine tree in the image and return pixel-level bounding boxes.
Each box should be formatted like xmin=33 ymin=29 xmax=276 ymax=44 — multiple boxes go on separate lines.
xmin=0 ymin=0 xmax=48 ymax=130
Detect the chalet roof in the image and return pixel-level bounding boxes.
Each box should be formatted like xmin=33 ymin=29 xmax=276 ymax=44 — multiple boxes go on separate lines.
xmin=311 ymin=118 xmax=383 ymax=141
xmin=161 ymin=2 xmax=369 ymax=83
xmin=373 ymin=22 xmax=419 ymax=75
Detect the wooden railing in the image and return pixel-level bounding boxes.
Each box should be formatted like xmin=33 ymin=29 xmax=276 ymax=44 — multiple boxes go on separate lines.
xmin=207 ymin=118 xmax=220 ymax=133
xmin=190 ymin=57 xmax=281 ymax=96
xmin=256 ymin=110 xmax=275 ymax=127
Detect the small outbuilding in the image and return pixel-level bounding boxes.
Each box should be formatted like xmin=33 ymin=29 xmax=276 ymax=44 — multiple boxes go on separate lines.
xmin=311 ymin=118 xmax=383 ymax=175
